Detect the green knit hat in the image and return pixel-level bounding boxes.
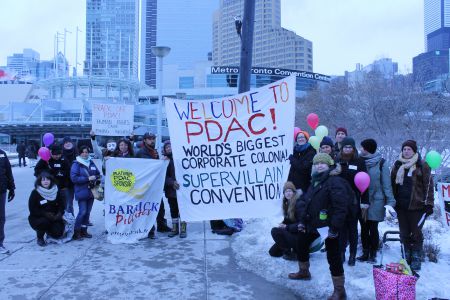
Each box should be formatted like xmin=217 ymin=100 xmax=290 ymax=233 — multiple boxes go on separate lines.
xmin=313 ymin=153 xmax=334 ymax=166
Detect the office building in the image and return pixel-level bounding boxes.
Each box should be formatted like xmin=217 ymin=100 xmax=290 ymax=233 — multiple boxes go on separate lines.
xmin=213 ymin=0 xmax=312 ymax=71
xmin=84 ymin=0 xmax=139 ymax=78
xmin=424 ymin=0 xmax=450 ymax=51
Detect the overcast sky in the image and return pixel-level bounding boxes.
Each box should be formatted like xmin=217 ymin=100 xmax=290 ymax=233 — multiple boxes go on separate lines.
xmin=0 ymin=0 xmax=424 ymax=75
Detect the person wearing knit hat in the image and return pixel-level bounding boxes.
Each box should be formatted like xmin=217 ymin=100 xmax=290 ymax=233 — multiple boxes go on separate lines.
xmin=334 ymin=127 xmax=348 ymax=155
xmin=269 ymin=181 xmax=302 ymax=260
xmin=163 ymin=140 xmax=186 ymax=238
xmin=335 ymin=136 xmax=369 ymax=266
xmin=360 ymin=139 xmax=377 ymax=155
xmin=390 ymin=139 xmax=433 ymax=271
xmin=313 ymin=153 xmax=335 ymax=166
xmin=288 ymin=152 xmax=351 ymax=300
xmin=319 ymin=136 xmax=336 ymax=159
xmin=288 ymin=130 xmax=316 ymax=193
xmin=358 ymin=138 xmax=396 ymax=263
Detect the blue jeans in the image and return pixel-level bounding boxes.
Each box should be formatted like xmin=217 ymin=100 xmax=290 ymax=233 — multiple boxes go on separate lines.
xmin=75 ymin=198 xmax=94 ymax=230
xmin=64 ymin=188 xmax=74 ymax=215
xmin=0 ymin=192 xmax=6 ymax=246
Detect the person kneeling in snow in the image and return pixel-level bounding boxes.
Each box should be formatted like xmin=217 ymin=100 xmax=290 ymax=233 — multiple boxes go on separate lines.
xmin=28 ymin=172 xmax=65 ymax=247
xmin=269 ymin=181 xmax=302 ymax=260
xmin=288 ymin=153 xmax=351 ymax=300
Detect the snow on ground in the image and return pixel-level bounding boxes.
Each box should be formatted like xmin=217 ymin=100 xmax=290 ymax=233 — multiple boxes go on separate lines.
xmin=231 ymin=218 xmax=450 ymax=300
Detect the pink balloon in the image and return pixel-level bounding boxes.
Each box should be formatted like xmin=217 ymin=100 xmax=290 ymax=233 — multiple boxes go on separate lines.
xmin=38 ymin=147 xmax=51 ymax=162
xmin=354 ymin=172 xmax=370 ymax=193
xmin=306 ymin=113 xmax=319 ymax=130
xmin=43 ymin=133 xmax=54 ymax=147
xmin=294 ymin=127 xmax=302 ymax=140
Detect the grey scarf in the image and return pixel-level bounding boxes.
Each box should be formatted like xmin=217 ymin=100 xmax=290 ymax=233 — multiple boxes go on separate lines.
xmin=361 ymin=152 xmax=382 ymax=168
xmin=36 ymin=185 xmax=58 ymax=201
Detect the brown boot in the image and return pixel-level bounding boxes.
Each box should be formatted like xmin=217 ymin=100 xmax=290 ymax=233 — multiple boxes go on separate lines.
xmin=288 ymin=261 xmax=311 ymax=280
xmin=327 ymin=275 xmax=347 ymax=300
xmin=80 ymin=227 xmax=92 ymax=238
xmin=72 ymin=229 xmax=83 ymax=240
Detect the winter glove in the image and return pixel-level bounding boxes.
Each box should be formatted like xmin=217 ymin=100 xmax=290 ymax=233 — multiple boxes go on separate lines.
xmin=173 ymin=181 xmax=180 ymax=190
xmin=297 ymin=223 xmax=306 ymax=233
xmin=90 ymin=130 xmax=96 ymax=140
xmin=384 ymin=205 xmax=397 ymax=218
xmin=424 ymin=205 xmax=433 ymax=217
xmin=7 ymin=189 xmax=15 ymax=202
xmin=327 ymin=229 xmax=339 ymax=239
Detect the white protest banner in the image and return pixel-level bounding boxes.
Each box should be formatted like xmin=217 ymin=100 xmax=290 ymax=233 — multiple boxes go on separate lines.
xmin=105 ymin=158 xmax=168 ymax=244
xmin=437 ymin=182 xmax=450 ymax=227
xmin=92 ymin=103 xmax=134 ymax=136
xmin=165 ymin=75 xmax=296 ymax=221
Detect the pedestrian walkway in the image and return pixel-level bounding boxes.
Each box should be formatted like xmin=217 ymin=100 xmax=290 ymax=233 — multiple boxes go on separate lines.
xmin=0 ymin=167 xmax=300 ymax=300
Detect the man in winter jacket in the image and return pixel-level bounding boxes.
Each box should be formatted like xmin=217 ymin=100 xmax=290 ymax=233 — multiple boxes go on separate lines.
xmin=62 ymin=137 xmax=77 ymax=215
xmin=0 ymin=148 xmax=15 ymax=254
xmin=335 ymin=137 xmax=369 ymax=266
xmin=391 ymin=140 xmax=434 ymax=271
xmin=288 ymin=153 xmax=351 ymax=300
xmin=357 ymin=139 xmax=396 ymax=263
xmin=136 ymin=132 xmax=171 ymax=237
xmin=16 ymin=141 xmax=27 ymax=167
xmin=333 ymin=127 xmax=347 ymax=156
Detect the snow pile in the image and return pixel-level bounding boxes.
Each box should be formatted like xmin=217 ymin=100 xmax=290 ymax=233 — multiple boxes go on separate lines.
xmin=231 ymin=218 xmax=450 ymax=299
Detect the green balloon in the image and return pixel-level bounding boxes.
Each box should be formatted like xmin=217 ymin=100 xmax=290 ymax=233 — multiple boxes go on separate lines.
xmin=309 ymin=136 xmax=322 ymax=150
xmin=425 ymin=150 xmax=442 ymax=169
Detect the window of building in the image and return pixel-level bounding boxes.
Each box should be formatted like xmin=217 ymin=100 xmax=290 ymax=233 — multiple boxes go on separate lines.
xmin=179 ymin=76 xmax=194 ymax=89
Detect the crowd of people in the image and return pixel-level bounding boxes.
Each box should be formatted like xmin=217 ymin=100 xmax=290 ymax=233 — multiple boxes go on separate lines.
xmin=269 ymin=127 xmax=434 ymax=300
xmin=0 ymin=126 xmax=436 ymax=299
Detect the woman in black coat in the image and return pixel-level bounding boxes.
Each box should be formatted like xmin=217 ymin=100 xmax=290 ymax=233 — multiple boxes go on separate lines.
xmin=288 ymin=153 xmax=351 ymax=300
xmin=269 ymin=181 xmax=302 ymax=260
xmin=28 ymin=172 xmax=65 ymax=247
xmin=288 ymin=130 xmax=316 ymax=193
xmin=334 ymin=137 xmax=369 ymax=266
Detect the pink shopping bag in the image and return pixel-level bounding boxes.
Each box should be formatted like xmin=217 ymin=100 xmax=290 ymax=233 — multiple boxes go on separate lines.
xmin=373 ymin=266 xmax=418 ymax=300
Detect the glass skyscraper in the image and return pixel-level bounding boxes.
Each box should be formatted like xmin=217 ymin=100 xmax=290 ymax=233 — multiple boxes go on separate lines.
xmin=140 ymin=0 xmax=219 ymax=87
xmin=84 ymin=0 xmax=139 ymax=78
xmin=424 ymin=0 xmax=450 ymax=51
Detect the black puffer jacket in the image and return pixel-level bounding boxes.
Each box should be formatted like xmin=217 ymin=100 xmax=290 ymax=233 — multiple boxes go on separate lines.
xmin=288 ymin=145 xmax=316 ymax=192
xmin=295 ymin=172 xmax=352 ymax=233
xmin=34 ymin=158 xmax=71 ymax=189
xmin=0 ymin=149 xmax=15 ymax=193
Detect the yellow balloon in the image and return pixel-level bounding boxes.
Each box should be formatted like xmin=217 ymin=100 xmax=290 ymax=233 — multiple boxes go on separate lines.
xmin=309 ymin=136 xmax=322 ymax=150
xmin=315 ymin=125 xmax=329 ymax=138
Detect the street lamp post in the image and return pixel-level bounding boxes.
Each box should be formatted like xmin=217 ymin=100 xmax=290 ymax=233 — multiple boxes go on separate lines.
xmin=151 ymin=46 xmax=171 ymax=151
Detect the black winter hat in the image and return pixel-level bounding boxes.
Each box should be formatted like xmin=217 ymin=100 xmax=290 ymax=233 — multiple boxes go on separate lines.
xmin=50 ymin=144 xmax=62 ymax=155
xmin=143 ymin=132 xmax=156 ymax=139
xmin=402 ymin=140 xmax=418 ymax=153
xmin=341 ymin=137 xmax=356 ymax=150
xmin=320 ymin=136 xmax=334 ymax=148
xmin=62 ymin=136 xmax=72 ymax=144
xmin=361 ymin=139 xmax=377 ymax=154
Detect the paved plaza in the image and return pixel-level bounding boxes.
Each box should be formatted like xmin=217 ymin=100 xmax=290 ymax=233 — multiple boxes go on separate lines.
xmin=0 ymin=167 xmax=299 ymax=300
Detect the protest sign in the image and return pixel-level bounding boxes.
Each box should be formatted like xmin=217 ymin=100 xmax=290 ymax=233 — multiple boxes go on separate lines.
xmin=437 ymin=182 xmax=450 ymax=227
xmin=105 ymin=158 xmax=168 ymax=244
xmin=92 ymin=103 xmax=134 ymax=136
xmin=165 ymin=75 xmax=296 ymax=221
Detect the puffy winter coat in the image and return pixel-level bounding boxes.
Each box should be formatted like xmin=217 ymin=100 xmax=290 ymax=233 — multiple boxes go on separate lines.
xmin=364 ymin=158 xmax=396 ymax=221
xmin=295 ymin=172 xmax=352 ymax=233
xmin=288 ymin=145 xmax=316 ymax=192
xmin=0 ymin=149 xmax=15 ymax=193
xmin=70 ymin=160 xmax=100 ymax=201
xmin=28 ymin=189 xmax=65 ymax=219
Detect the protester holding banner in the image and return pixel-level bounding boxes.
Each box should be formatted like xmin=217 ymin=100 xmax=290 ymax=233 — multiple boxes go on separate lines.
xmin=288 ymin=153 xmax=350 ymax=300
xmin=136 ymin=132 xmax=171 ymax=237
xmin=162 ymin=140 xmax=186 ymax=238
xmin=62 ymin=137 xmax=77 ymax=215
xmin=391 ymin=140 xmax=434 ymax=271
xmin=288 ymin=130 xmax=316 ymax=193
xmin=28 ymin=172 xmax=65 ymax=247
xmin=333 ymin=127 xmax=348 ymax=156
xmin=269 ymin=181 xmax=302 ymax=260
xmin=113 ymin=138 xmax=134 ymax=158
xmin=334 ymin=137 xmax=369 ymax=266
xmin=70 ymin=145 xmax=101 ymax=240
xmin=357 ymin=139 xmax=396 ymax=263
